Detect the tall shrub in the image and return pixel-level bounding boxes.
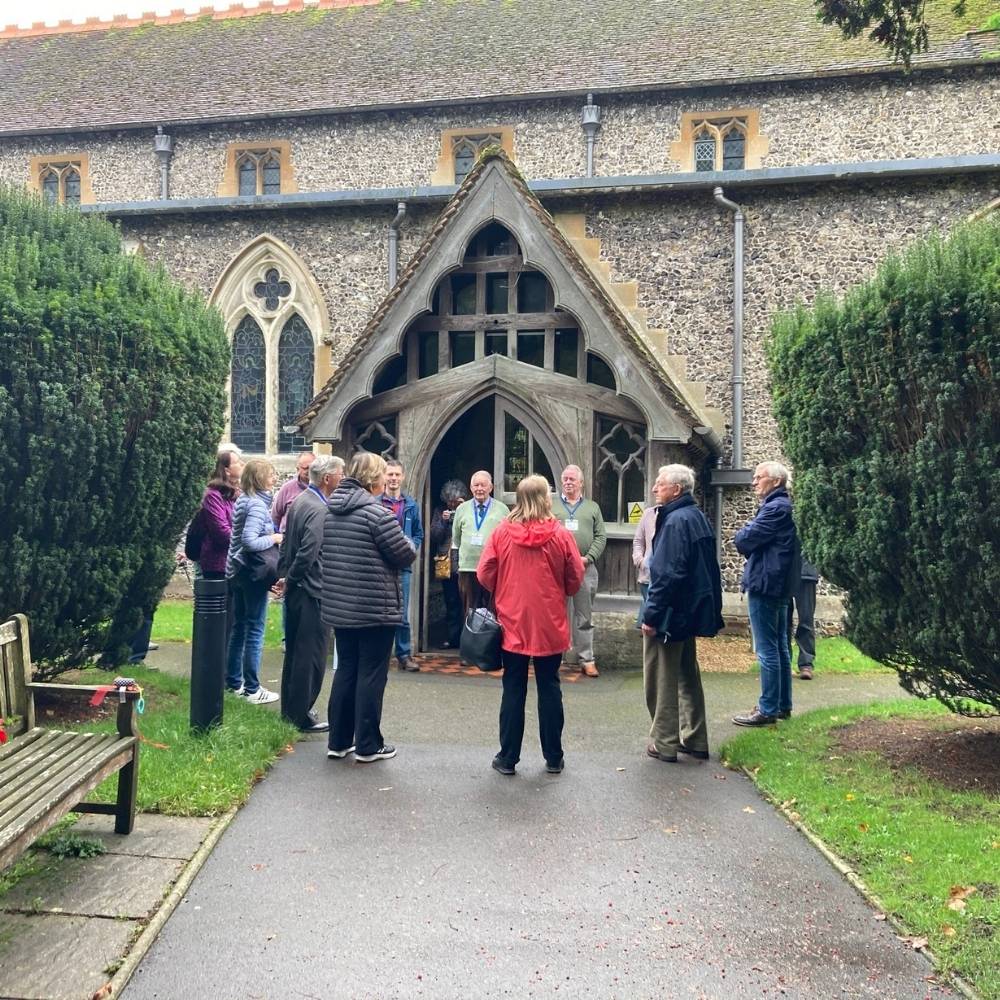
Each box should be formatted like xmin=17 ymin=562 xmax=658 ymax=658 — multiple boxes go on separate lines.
xmin=0 ymin=186 xmax=229 ymax=673
xmin=768 ymin=217 xmax=1000 ymax=712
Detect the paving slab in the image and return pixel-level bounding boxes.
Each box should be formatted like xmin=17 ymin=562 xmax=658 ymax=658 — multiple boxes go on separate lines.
xmin=0 ymin=853 xmax=183 ymax=920
xmin=0 ymin=912 xmax=138 ymax=1000
xmin=121 ymin=743 xmax=950 ymax=1000
xmin=71 ymin=814 xmax=214 ymax=861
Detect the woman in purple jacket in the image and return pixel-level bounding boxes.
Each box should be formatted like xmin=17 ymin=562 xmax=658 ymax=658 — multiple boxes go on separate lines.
xmin=198 ymin=448 xmax=243 ymax=579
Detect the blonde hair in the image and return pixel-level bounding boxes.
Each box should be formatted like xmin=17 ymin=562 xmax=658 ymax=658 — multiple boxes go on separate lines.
xmin=240 ymin=458 xmax=274 ymax=495
xmin=508 ymin=475 xmax=554 ymax=523
xmin=348 ymin=451 xmax=387 ymax=491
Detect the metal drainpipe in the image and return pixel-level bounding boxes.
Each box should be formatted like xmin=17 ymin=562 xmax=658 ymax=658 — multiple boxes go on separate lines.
xmin=581 ymin=93 xmax=601 ymax=178
xmin=713 ymin=186 xmax=746 ymax=565
xmin=387 ymin=201 xmax=407 ymax=288
xmin=153 ymin=126 xmax=174 ymax=200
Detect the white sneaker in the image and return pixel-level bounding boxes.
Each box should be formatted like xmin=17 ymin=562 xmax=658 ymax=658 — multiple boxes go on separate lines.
xmin=226 ymin=685 xmax=244 ymax=696
xmin=242 ymin=686 xmax=279 ymax=705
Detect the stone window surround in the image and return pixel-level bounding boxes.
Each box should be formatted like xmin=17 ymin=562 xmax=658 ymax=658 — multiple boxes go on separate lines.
xmin=431 ymin=126 xmax=515 ymax=185
xmin=209 ymin=234 xmax=331 ymax=456
xmin=28 ymin=153 xmax=95 ymax=205
xmin=218 ymin=140 xmax=299 ymax=197
xmin=669 ymin=108 xmax=768 ymax=172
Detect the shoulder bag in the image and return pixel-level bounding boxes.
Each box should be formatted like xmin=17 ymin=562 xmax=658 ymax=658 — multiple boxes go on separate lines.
xmin=460 ymin=604 xmax=503 ymax=672
xmin=243 ymin=545 xmax=280 ymax=588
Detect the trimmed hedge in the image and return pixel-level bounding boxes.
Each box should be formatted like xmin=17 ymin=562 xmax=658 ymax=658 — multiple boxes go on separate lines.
xmin=0 ymin=186 xmax=229 ymax=673
xmin=768 ymin=217 xmax=1000 ymax=712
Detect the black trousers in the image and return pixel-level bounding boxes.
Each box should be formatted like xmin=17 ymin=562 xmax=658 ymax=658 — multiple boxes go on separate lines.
xmin=281 ymin=586 xmax=329 ymax=728
xmin=327 ymin=625 xmax=395 ymax=756
xmin=497 ymin=650 xmax=564 ymax=768
xmin=788 ymin=578 xmax=817 ymax=668
xmin=441 ymin=576 xmax=463 ymax=646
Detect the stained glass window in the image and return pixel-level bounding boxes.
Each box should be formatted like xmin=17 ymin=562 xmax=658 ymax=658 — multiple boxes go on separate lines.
xmin=62 ymin=168 xmax=81 ymax=206
xmin=253 ymin=268 xmax=291 ymax=311
xmin=277 ymin=314 xmax=314 ymax=453
xmin=595 ymin=415 xmax=647 ymax=523
xmin=453 ymin=145 xmax=476 ymax=185
xmin=230 ymin=316 xmax=266 ymax=453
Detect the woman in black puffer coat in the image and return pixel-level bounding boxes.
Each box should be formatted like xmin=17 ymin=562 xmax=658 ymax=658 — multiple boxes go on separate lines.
xmin=323 ymin=452 xmax=416 ymax=762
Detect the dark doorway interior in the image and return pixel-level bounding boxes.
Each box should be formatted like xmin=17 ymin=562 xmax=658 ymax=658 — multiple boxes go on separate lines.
xmin=425 ymin=396 xmax=495 ymax=650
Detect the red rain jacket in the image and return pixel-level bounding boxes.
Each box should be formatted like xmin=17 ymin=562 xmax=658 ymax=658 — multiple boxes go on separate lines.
xmin=477 ymin=518 xmax=585 ymax=656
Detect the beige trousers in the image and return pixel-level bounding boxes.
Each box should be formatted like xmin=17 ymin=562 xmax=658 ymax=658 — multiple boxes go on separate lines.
xmin=565 ymin=562 xmax=599 ymax=664
xmin=642 ymin=634 xmax=708 ymax=758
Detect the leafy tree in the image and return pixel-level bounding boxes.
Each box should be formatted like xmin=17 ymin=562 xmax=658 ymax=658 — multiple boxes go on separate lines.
xmin=815 ymin=0 xmax=971 ymax=67
xmin=0 ymin=185 xmax=229 ymax=675
xmin=768 ymin=217 xmax=1000 ymax=713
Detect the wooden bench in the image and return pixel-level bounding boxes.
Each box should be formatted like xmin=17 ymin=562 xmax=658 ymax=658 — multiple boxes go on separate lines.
xmin=0 ymin=614 xmax=140 ymax=872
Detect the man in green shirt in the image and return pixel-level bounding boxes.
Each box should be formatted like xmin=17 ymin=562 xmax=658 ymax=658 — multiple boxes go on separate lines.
xmin=451 ymin=469 xmax=509 ymax=616
xmin=553 ymin=464 xmax=607 ymax=676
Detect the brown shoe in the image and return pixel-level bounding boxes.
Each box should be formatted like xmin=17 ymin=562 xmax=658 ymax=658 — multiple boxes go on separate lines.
xmin=401 ymin=656 xmax=421 ymax=673
xmin=646 ymin=743 xmax=678 ymax=763
xmin=582 ymin=661 xmax=599 ymax=677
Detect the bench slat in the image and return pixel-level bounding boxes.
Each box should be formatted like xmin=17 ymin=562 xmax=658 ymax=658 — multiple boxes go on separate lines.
xmin=0 ymin=727 xmax=50 ymax=764
xmin=0 ymin=732 xmax=114 ymax=807
xmin=0 ymin=730 xmax=84 ymax=787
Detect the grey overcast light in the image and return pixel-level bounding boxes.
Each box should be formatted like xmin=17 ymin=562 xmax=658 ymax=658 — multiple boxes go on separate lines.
xmin=2 ymin=0 xmax=255 ymax=28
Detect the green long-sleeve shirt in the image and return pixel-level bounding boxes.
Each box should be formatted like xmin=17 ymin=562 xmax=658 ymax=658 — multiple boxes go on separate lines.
xmin=553 ymin=496 xmax=606 ymax=564
xmin=451 ymin=496 xmax=510 ymax=572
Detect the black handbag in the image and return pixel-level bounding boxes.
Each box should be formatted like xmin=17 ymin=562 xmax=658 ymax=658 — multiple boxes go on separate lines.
xmin=460 ymin=606 xmax=503 ymax=672
xmin=243 ymin=545 xmax=280 ymax=587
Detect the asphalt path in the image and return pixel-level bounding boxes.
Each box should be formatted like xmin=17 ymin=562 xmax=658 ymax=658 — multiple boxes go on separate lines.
xmin=122 ymin=661 xmax=949 ymax=999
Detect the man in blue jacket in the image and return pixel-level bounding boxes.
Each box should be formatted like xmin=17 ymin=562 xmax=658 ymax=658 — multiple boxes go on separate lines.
xmin=640 ymin=464 xmax=724 ymax=761
xmin=733 ymin=461 xmax=801 ymax=726
xmin=381 ymin=459 xmax=424 ymax=671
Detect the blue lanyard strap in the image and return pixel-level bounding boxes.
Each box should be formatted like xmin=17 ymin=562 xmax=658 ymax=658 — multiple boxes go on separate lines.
xmin=473 ymin=499 xmax=491 ymax=532
xmin=306 ymin=485 xmax=327 ymax=503
xmin=560 ymin=496 xmax=583 ymax=517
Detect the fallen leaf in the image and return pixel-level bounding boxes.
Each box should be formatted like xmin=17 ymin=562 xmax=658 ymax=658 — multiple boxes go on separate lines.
xmin=941 ymin=925 xmax=956 ymax=938
xmin=662 ymin=827 xmax=678 ymax=835
xmin=616 ymin=767 xmax=626 ymax=772
xmin=874 ymin=913 xmax=887 ymax=921
xmin=845 ymin=793 xmax=855 ymax=801
xmin=743 ymin=806 xmax=755 ymax=814
xmin=90 ymin=985 xmax=112 ymax=1000
xmin=948 ymin=885 xmax=977 ymax=902
xmin=858 ymin=823 xmax=870 ymax=833
xmin=898 ymin=935 xmax=928 ymax=950
xmin=251 ymin=863 xmax=266 ymax=871
xmin=788 ymin=811 xmax=801 ymax=822
xmin=903 ymin=855 xmax=914 ymax=864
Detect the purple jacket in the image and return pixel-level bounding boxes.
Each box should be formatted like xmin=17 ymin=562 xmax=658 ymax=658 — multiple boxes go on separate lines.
xmin=198 ymin=485 xmax=236 ymax=574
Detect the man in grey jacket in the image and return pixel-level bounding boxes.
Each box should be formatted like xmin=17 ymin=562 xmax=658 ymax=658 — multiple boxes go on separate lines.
xmin=276 ymin=455 xmax=345 ymax=732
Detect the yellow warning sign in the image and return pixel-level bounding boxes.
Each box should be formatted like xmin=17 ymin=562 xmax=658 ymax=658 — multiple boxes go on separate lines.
xmin=627 ymin=502 xmax=645 ymax=525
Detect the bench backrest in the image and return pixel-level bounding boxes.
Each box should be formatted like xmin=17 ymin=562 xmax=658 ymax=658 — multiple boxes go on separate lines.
xmin=1 ymin=614 xmax=34 ymax=736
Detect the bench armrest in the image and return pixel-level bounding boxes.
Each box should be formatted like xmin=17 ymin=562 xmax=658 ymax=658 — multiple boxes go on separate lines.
xmin=27 ymin=682 xmax=140 ymax=738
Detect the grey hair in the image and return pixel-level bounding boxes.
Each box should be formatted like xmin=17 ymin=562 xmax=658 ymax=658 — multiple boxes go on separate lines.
xmin=657 ymin=464 xmax=695 ymax=494
xmin=309 ymin=454 xmax=345 ymax=485
xmin=440 ymin=479 xmax=468 ymax=504
xmin=756 ymin=461 xmax=791 ymax=488
xmin=217 ymin=441 xmax=242 ymax=458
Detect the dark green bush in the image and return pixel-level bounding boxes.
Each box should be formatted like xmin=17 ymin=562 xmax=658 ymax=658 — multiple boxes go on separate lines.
xmin=768 ymin=216 xmax=1000 ymax=713
xmin=0 ymin=185 xmax=228 ymax=674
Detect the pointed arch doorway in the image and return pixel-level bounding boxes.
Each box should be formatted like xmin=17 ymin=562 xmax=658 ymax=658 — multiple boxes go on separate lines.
xmin=418 ymin=390 xmax=564 ymax=650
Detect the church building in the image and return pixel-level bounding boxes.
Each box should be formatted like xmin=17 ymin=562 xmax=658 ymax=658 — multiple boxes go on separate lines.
xmin=1 ymin=0 xmax=998 ymax=648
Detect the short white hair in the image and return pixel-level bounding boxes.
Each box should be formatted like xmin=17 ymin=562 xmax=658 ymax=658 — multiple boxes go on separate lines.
xmin=657 ymin=464 xmax=695 ymax=494
xmin=217 ymin=441 xmax=242 ymax=458
xmin=756 ymin=461 xmax=791 ymax=488
xmin=309 ymin=455 xmax=345 ymax=484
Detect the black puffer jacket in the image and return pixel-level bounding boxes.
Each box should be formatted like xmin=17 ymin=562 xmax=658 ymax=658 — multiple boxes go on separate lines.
xmin=321 ymin=478 xmax=416 ymax=629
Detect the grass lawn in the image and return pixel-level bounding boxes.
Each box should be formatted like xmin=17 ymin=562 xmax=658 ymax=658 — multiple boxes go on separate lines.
xmin=804 ymin=635 xmax=892 ymax=674
xmin=153 ymin=598 xmax=283 ymax=648
xmin=722 ymin=700 xmax=1000 ymax=998
xmin=64 ymin=665 xmax=298 ymax=816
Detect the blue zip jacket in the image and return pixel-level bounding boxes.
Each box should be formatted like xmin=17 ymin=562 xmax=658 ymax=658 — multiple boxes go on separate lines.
xmin=226 ymin=490 xmax=276 ymax=578
xmin=734 ymin=487 xmax=800 ymax=599
xmin=380 ymin=493 xmax=424 ymax=574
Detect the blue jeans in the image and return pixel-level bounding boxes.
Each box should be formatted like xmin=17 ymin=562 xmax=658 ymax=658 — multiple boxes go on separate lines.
xmin=748 ymin=593 xmax=792 ymax=718
xmin=226 ymin=575 xmax=270 ymax=695
xmin=394 ymin=571 xmax=412 ymax=659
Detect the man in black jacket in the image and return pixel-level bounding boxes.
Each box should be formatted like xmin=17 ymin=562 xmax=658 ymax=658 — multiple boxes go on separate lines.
xmin=640 ymin=464 xmax=724 ymax=762
xmin=275 ymin=454 xmax=344 ymax=732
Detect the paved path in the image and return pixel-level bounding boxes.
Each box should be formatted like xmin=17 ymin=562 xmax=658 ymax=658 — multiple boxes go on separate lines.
xmin=122 ymin=657 xmax=949 ymax=1000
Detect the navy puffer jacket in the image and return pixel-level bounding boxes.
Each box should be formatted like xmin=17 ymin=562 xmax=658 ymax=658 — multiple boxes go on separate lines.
xmin=321 ymin=478 xmax=416 ymax=629
xmin=734 ymin=487 xmax=800 ymax=599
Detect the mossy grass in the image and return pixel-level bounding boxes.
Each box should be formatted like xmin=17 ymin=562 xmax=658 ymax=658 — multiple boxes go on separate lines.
xmin=721 ymin=700 xmax=1000 ymax=998
xmin=152 ymin=598 xmax=283 ymax=649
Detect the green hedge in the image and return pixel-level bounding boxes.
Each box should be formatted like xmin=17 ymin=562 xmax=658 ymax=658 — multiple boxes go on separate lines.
xmin=0 ymin=185 xmax=229 ymax=672
xmin=768 ymin=217 xmax=1000 ymax=712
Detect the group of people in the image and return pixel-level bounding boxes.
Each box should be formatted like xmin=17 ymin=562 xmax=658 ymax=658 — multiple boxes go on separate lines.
xmin=188 ymin=442 xmax=812 ymax=772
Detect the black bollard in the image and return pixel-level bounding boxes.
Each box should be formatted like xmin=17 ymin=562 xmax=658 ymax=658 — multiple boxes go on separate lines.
xmin=191 ymin=577 xmax=228 ymax=731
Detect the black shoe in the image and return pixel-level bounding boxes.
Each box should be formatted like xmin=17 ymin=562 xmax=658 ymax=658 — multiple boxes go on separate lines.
xmin=646 ymin=743 xmax=678 ymax=763
xmin=545 ymin=758 xmax=564 ymax=774
xmin=678 ymin=743 xmax=710 ymax=760
xmin=356 ymin=744 xmax=396 ymax=762
xmin=299 ymin=720 xmax=329 ymax=733
xmin=733 ymin=709 xmax=778 ymax=727
xmin=326 ymin=744 xmax=355 ymax=758
xmin=492 ymin=756 xmax=516 ymax=776
xmin=778 ymin=709 xmax=792 ymax=720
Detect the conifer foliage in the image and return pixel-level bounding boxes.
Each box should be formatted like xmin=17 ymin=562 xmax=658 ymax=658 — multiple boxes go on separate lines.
xmin=0 ymin=186 xmax=229 ymax=672
xmin=769 ymin=217 xmax=1000 ymax=712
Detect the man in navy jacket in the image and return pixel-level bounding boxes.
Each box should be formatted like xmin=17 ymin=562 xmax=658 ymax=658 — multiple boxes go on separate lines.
xmin=732 ymin=462 xmax=801 ymax=726
xmin=640 ymin=464 xmax=724 ymax=761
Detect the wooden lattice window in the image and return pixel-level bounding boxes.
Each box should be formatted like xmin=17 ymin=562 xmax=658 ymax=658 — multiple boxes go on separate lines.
xmin=31 ymin=155 xmax=92 ymax=206
xmin=354 ymin=417 xmax=398 ymax=459
xmin=219 ymin=142 xmax=297 ymax=196
xmin=594 ymin=415 xmax=647 ymax=524
xmin=670 ymin=110 xmax=767 ymax=173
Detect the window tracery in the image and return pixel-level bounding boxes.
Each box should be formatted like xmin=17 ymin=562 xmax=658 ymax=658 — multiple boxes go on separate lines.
xmin=31 ymin=156 xmax=91 ymax=206
xmin=670 ymin=110 xmax=767 ymax=173
xmin=595 ymin=415 xmax=647 ymax=524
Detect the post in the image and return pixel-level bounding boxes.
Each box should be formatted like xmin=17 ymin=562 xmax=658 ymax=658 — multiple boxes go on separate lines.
xmin=190 ymin=577 xmax=228 ymax=731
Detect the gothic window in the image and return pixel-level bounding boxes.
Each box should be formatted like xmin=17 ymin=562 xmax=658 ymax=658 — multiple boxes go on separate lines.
xmin=672 ymin=111 xmax=766 ymax=173
xmin=277 ymin=314 xmax=315 ymax=454
xmin=253 ymin=268 xmax=292 ymax=311
xmin=220 ymin=142 xmax=297 ymax=197
xmin=230 ymin=316 xmax=266 ymax=453
xmin=433 ymin=128 xmax=515 ymax=185
xmin=694 ymin=127 xmax=716 ymax=172
xmin=354 ymin=417 xmax=398 ymax=459
xmin=452 ymin=133 xmax=502 ymax=185
xmin=594 ymin=415 xmax=647 ymax=524
xmin=33 ymin=158 xmax=90 ymax=206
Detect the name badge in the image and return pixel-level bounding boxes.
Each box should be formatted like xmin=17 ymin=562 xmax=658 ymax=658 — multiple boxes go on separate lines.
xmin=565 ymin=519 xmax=579 ymax=532
xmin=470 ymin=533 xmax=484 ymax=546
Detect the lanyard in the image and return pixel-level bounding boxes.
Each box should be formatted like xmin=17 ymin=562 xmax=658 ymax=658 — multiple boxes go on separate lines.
xmin=560 ymin=495 xmax=583 ymax=517
xmin=473 ymin=499 xmax=491 ymax=532
xmin=306 ymin=485 xmax=327 ymax=503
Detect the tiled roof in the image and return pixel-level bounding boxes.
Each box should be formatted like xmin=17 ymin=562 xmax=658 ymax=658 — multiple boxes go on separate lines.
xmin=297 ymin=147 xmax=719 ymax=451
xmin=0 ymin=0 xmax=995 ymax=136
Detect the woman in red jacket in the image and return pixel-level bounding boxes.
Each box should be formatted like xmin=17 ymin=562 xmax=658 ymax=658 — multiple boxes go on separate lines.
xmin=477 ymin=475 xmax=585 ymax=776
